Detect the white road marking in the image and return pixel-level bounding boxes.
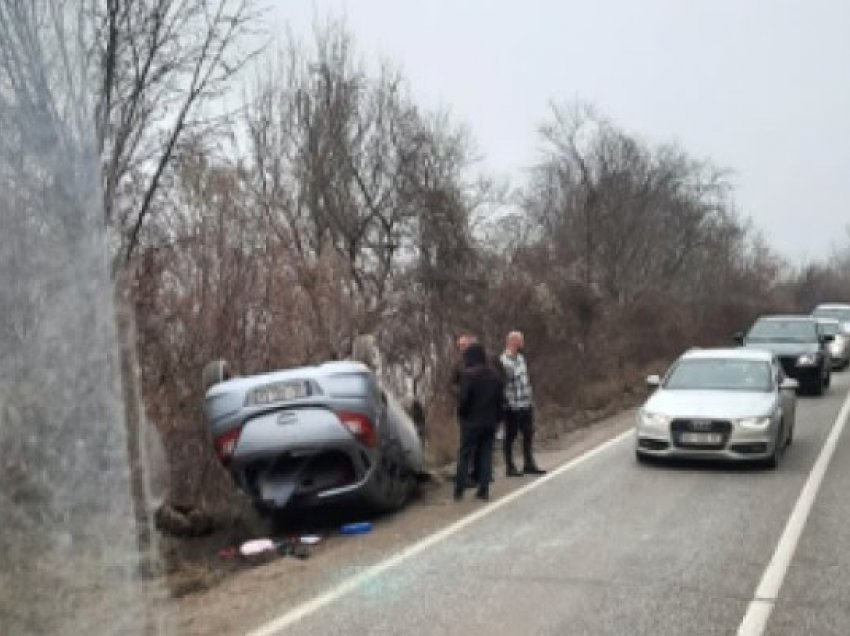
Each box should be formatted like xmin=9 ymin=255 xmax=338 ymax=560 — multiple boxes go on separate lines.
xmin=246 ymin=428 xmax=633 ymax=636
xmin=738 ymin=386 xmax=850 ymax=636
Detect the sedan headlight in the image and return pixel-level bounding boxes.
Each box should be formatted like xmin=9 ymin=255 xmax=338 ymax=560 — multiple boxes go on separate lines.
xmin=796 ymin=354 xmax=817 ymax=366
xmin=738 ymin=416 xmax=771 ymax=429
xmin=638 ymin=410 xmax=671 ymax=431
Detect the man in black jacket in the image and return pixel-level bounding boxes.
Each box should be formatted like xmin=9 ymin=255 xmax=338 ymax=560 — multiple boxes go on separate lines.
xmin=449 ymin=332 xmax=483 ymax=487
xmin=455 ymin=343 xmax=505 ymax=501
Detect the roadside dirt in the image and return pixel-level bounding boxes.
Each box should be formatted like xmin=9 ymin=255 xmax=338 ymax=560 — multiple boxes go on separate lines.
xmin=165 ymin=409 xmax=636 ymax=636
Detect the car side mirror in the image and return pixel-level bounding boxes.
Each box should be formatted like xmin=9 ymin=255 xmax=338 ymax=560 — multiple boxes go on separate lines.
xmin=733 ymin=332 xmax=745 ymax=346
xmin=780 ymin=378 xmax=799 ymax=391
xmin=646 ymin=375 xmax=661 ymax=388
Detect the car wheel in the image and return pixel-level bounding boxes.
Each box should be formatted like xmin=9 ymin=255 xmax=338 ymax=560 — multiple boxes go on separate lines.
xmin=763 ymin=439 xmax=781 ymax=469
xmin=824 ymin=369 xmax=831 ymax=388
xmin=811 ymin=376 xmax=824 ymax=396
xmin=635 ymin=450 xmax=650 ymax=464
xmin=378 ymin=457 xmax=414 ymax=511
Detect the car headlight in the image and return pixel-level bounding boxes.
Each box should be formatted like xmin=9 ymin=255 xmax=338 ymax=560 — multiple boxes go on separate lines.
xmin=796 ymin=354 xmax=817 ymax=366
xmin=738 ymin=416 xmax=771 ymax=429
xmin=639 ymin=410 xmax=671 ymax=431
xmin=244 ymin=380 xmax=310 ymax=406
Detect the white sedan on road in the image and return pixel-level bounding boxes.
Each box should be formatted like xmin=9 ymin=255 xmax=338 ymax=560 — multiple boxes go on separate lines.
xmin=635 ymin=348 xmax=798 ymax=468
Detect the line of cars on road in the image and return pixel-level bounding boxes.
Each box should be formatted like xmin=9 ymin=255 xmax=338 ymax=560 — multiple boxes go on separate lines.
xmin=201 ymin=301 xmax=850 ymax=518
xmin=635 ymin=303 xmax=850 ymax=468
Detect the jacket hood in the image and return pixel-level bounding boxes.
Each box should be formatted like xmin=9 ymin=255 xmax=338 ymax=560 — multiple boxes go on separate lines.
xmin=463 ymin=343 xmax=487 ymax=367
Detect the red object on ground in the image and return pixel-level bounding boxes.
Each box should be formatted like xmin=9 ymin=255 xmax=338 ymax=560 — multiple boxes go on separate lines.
xmin=218 ymin=546 xmax=238 ymax=560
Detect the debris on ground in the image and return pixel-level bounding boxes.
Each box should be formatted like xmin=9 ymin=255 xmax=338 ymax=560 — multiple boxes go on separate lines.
xmin=217 ymin=546 xmax=239 ymax=561
xmin=239 ymin=538 xmax=277 ymax=564
xmin=230 ymin=536 xmax=314 ymax=565
xmin=155 ymin=503 xmax=215 ymax=537
xmin=340 ymin=522 xmax=373 ymax=535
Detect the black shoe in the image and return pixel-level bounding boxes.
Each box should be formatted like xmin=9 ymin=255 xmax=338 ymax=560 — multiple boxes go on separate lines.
xmin=523 ymin=465 xmax=546 ymax=475
xmin=506 ymin=467 xmax=522 ymax=477
xmin=475 ymin=490 xmax=490 ymax=501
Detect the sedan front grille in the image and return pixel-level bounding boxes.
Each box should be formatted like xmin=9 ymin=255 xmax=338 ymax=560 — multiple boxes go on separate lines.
xmin=671 ymin=419 xmax=732 ymax=450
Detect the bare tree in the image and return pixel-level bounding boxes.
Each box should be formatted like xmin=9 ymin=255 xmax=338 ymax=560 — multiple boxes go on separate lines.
xmin=86 ymin=0 xmax=265 ymax=266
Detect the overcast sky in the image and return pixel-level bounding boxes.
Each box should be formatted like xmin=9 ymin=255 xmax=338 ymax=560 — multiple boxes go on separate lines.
xmin=274 ymin=0 xmax=850 ymax=263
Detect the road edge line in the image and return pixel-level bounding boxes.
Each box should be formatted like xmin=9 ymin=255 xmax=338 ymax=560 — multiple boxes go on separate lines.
xmin=737 ymin=386 xmax=850 ymax=636
xmin=246 ymin=428 xmax=633 ymax=636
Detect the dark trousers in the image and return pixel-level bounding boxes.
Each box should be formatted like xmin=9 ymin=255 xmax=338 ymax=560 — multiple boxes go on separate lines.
xmin=504 ymin=407 xmax=535 ymax=470
xmin=455 ymin=426 xmax=495 ymax=496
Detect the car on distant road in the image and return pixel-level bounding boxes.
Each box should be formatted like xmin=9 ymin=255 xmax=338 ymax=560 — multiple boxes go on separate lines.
xmin=816 ymin=317 xmax=850 ymax=370
xmin=203 ymin=360 xmax=425 ymax=515
xmin=812 ymin=303 xmax=850 ymax=334
xmin=736 ymin=315 xmax=832 ymax=395
xmin=635 ymin=348 xmax=797 ymax=468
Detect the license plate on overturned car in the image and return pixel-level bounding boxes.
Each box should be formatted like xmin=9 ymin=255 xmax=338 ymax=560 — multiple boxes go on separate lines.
xmin=680 ymin=432 xmax=724 ymax=445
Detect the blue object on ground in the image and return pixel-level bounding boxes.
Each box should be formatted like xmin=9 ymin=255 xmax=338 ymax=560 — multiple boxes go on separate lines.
xmin=340 ymin=522 xmax=373 ymax=535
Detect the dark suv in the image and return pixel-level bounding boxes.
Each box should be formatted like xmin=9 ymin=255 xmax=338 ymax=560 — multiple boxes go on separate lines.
xmin=736 ymin=315 xmax=833 ymax=395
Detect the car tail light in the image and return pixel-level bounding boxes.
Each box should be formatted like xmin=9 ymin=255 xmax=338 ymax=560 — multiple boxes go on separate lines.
xmin=337 ymin=411 xmax=378 ymax=448
xmin=214 ymin=427 xmax=242 ymax=466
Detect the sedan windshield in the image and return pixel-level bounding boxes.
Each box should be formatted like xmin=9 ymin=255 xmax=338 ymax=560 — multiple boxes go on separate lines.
xmin=746 ymin=319 xmax=818 ymax=343
xmin=664 ymin=359 xmax=773 ymax=392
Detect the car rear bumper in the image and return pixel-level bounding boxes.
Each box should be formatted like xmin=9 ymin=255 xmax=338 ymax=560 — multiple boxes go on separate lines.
xmin=777 ymin=357 xmax=823 ymax=381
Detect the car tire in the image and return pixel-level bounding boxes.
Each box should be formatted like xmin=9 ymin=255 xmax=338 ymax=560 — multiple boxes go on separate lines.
xmin=824 ymin=369 xmax=831 ymax=389
xmin=763 ymin=439 xmax=781 ymax=469
xmin=375 ymin=456 xmax=415 ymax=512
xmin=387 ymin=474 xmax=415 ymax=511
xmin=764 ymin=452 xmax=779 ymax=470
xmin=635 ymin=450 xmax=651 ymax=464
xmin=810 ymin=376 xmax=824 ymax=396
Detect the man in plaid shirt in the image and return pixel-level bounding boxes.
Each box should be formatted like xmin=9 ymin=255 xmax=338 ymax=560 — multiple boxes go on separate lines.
xmin=500 ymin=331 xmax=546 ymax=476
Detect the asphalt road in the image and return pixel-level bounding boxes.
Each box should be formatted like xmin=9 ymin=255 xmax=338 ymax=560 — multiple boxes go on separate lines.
xmin=245 ymin=371 xmax=850 ymax=636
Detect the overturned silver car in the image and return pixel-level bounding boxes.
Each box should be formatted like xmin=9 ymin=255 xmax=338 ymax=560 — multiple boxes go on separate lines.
xmin=203 ymin=360 xmax=424 ymax=514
